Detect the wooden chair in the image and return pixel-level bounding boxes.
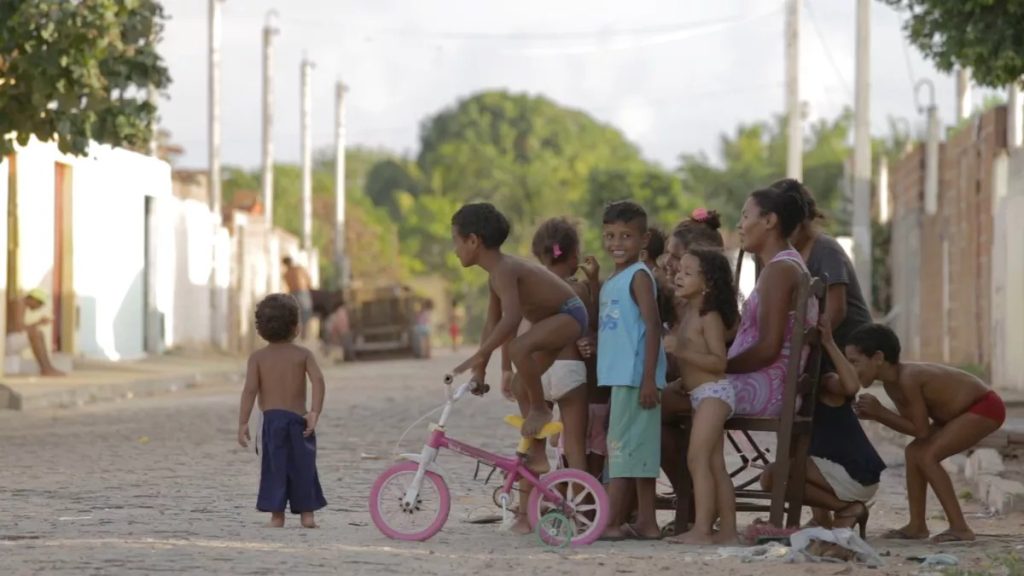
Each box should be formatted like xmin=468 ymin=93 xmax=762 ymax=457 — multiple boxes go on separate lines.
xmin=670 ymin=271 xmax=828 ymax=531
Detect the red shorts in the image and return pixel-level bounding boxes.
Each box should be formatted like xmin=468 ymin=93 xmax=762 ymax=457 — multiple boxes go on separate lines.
xmin=967 ymin=390 xmax=1006 ymax=426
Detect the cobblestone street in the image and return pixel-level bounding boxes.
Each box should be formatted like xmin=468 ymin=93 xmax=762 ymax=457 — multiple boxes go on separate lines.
xmin=2 ymin=352 xmax=1022 ymax=575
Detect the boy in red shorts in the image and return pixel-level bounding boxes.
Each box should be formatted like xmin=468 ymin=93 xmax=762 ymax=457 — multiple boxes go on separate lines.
xmin=846 ymin=324 xmax=1005 ymax=543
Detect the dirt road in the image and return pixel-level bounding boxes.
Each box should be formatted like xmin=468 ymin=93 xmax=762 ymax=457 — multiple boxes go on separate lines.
xmin=1 ymin=350 xmax=1021 ymax=575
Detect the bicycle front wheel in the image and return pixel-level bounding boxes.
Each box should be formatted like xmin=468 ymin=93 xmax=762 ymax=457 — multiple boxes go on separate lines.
xmin=369 ymin=461 xmax=450 ymax=541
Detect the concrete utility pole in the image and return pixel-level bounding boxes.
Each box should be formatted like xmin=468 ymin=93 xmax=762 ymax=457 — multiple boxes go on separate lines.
xmin=208 ymin=0 xmax=225 ymax=349
xmin=208 ymin=0 xmax=224 ymax=218
xmin=334 ymin=81 xmax=349 ymax=290
xmin=916 ymin=79 xmax=940 ymax=216
xmin=261 ymin=11 xmax=279 ymax=228
xmin=853 ymin=0 xmax=872 ymax=309
xmin=1009 ymin=79 xmax=1022 ymax=148
xmin=300 ymin=57 xmax=314 ymax=251
xmin=785 ymin=0 xmax=802 ymax=180
xmin=956 ymin=68 xmax=972 ymax=121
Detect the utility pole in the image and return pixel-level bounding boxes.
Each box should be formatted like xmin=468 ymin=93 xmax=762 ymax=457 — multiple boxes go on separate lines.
xmin=956 ymin=68 xmax=972 ymax=121
xmin=853 ymin=0 xmax=872 ymax=308
xmin=916 ymin=79 xmax=940 ymax=216
xmin=1009 ymin=79 xmax=1022 ymax=148
xmin=334 ymin=80 xmax=349 ymax=290
xmin=785 ymin=0 xmax=802 ymax=180
xmin=261 ymin=11 xmax=278 ymax=228
xmin=208 ymin=0 xmax=225 ymax=349
xmin=300 ymin=57 xmax=314 ymax=252
xmin=208 ymin=0 xmax=224 ymax=218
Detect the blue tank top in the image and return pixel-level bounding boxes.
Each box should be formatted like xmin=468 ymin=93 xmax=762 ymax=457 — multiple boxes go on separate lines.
xmin=597 ymin=262 xmax=667 ymax=388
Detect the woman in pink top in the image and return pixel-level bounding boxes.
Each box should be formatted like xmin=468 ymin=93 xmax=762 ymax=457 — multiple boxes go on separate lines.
xmin=728 ymin=181 xmax=819 ymax=417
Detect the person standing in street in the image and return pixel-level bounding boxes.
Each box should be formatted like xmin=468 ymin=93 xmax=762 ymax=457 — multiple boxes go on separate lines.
xmin=282 ymin=257 xmax=314 ymax=338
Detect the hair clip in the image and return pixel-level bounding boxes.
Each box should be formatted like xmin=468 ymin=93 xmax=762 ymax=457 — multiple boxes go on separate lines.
xmin=691 ymin=207 xmax=709 ymax=222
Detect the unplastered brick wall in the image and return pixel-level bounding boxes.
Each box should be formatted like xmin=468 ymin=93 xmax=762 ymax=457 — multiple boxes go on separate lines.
xmin=889 ymin=106 xmax=1007 ymax=375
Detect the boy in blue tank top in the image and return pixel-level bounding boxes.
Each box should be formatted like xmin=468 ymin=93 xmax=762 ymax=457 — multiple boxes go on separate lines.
xmin=597 ymin=201 xmax=667 ymax=541
xmin=449 ymin=204 xmax=589 ymax=466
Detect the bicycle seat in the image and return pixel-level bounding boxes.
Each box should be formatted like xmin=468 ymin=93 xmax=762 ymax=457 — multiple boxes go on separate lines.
xmin=503 ymin=415 xmax=563 ymax=439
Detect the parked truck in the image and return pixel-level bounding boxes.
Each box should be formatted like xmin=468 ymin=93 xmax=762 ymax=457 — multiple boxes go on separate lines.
xmin=340 ymin=283 xmax=430 ymax=361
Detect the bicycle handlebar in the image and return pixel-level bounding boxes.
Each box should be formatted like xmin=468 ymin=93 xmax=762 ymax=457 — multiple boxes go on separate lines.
xmin=443 ymin=374 xmax=489 ymax=399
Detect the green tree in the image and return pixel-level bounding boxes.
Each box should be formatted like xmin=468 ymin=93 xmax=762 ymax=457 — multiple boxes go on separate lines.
xmin=883 ymin=0 xmax=1024 ymax=87
xmin=0 ymin=0 xmax=170 ymax=156
xmin=222 ymin=147 xmax=405 ymax=288
xmin=678 ymin=112 xmax=853 ymax=234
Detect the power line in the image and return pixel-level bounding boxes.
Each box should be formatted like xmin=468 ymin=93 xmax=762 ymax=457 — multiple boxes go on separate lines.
xmin=897 ymin=15 xmax=919 ymax=107
xmin=804 ymin=0 xmax=851 ymax=99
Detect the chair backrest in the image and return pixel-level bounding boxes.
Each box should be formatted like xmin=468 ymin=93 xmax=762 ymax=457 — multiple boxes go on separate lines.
xmin=775 ymin=272 xmax=828 ymax=428
xmin=796 ymin=276 xmax=828 ymax=419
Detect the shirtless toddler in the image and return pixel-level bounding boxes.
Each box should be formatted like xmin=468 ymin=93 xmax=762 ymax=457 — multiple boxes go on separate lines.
xmin=847 ymin=324 xmax=1005 ymax=543
xmin=238 ymin=293 xmax=328 ymax=528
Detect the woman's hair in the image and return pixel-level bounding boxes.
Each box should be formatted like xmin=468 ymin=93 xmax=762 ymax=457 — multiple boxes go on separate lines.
xmin=672 ymin=208 xmax=724 ymax=250
xmin=255 ymin=293 xmax=299 ymax=343
xmin=750 ymin=179 xmax=809 ymax=237
xmin=687 ymin=247 xmax=739 ymax=329
xmin=646 ymin=227 xmax=666 ymax=260
xmin=531 ymin=217 xmax=580 ymax=265
xmin=770 ymin=178 xmax=824 ymax=222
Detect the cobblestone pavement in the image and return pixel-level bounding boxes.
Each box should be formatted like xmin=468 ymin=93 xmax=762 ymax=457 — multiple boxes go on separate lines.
xmin=2 ymin=351 xmax=1022 ymax=576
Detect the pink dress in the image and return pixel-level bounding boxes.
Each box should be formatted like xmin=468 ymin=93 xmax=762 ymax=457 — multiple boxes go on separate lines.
xmin=728 ymin=249 xmax=818 ymax=417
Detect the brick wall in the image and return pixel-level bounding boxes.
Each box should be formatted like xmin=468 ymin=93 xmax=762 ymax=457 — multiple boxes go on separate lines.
xmin=889 ymin=106 xmax=1008 ymax=374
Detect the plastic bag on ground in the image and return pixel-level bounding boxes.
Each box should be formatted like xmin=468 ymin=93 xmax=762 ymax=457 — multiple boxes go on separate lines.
xmin=786 ymin=527 xmax=884 ymax=567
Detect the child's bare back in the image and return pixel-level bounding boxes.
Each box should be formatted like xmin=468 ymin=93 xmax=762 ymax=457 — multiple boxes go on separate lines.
xmin=490 ymin=255 xmax=576 ymax=324
xmin=251 ymin=343 xmax=324 ymax=415
xmin=885 ymin=363 xmax=991 ymax=425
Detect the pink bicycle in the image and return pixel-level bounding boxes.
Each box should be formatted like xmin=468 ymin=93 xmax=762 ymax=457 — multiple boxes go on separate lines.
xmin=369 ymin=376 xmax=610 ymax=547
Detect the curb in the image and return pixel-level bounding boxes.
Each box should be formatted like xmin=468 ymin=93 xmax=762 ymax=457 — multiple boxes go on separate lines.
xmin=1 ymin=369 xmax=243 ymax=411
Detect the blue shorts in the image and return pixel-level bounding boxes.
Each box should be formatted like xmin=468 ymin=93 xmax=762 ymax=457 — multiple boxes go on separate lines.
xmin=257 ymin=409 xmax=327 ymax=514
xmin=560 ymin=296 xmax=588 ymax=337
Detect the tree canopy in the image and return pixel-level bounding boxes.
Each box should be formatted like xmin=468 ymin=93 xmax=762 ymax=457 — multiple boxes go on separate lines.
xmin=884 ymin=0 xmax=1024 ymax=87
xmin=0 ymin=0 xmax=170 ymax=156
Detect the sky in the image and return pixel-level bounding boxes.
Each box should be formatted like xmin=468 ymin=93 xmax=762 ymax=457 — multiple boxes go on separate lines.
xmin=157 ymin=0 xmax=1005 ymax=172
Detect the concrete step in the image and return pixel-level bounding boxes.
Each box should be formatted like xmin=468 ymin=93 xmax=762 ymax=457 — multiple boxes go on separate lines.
xmin=3 ymin=352 xmax=74 ymax=375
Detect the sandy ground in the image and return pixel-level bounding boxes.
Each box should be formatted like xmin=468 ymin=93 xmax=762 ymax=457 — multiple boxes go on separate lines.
xmin=1 ymin=349 xmax=1022 ymax=575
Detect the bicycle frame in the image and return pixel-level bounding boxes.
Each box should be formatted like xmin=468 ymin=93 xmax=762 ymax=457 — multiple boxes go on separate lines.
xmin=400 ymin=379 xmax=563 ymax=512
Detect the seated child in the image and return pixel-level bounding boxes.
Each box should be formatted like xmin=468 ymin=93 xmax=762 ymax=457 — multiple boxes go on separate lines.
xmin=237 ymin=293 xmax=328 ymax=528
xmin=449 ymin=203 xmax=588 ymax=449
xmin=596 ymin=201 xmax=667 ymax=541
xmin=847 ymin=324 xmax=1005 ymax=543
xmin=663 ymin=248 xmax=740 ymax=545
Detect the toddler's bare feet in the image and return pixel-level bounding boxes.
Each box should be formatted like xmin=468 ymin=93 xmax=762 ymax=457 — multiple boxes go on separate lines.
xmin=269 ymin=512 xmax=285 ymax=528
xmin=521 ymin=406 xmax=553 ymax=438
xmin=300 ymin=512 xmax=318 ymax=529
xmin=666 ymin=528 xmax=715 ymax=545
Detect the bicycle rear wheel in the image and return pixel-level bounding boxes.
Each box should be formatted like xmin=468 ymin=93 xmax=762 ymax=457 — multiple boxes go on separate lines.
xmin=526 ymin=469 xmax=609 ymax=547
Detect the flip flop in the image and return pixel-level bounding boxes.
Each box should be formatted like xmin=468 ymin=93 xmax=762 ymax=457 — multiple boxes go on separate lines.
xmin=881 ymin=527 xmax=929 ymax=540
xmin=623 ymin=522 xmax=664 ymax=541
xmin=930 ymin=530 xmax=975 ymax=544
xmin=598 ymin=530 xmax=630 ymax=542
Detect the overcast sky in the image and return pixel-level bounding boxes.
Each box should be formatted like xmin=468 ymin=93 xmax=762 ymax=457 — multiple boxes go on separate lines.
xmin=158 ymin=0 xmax=1003 ymax=171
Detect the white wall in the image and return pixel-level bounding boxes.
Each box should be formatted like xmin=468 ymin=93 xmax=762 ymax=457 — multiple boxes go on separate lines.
xmin=11 ymin=141 xmax=171 ymax=361
xmin=72 ymin=145 xmax=170 ymax=360
xmin=991 ymin=150 xmax=1024 ymax=391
